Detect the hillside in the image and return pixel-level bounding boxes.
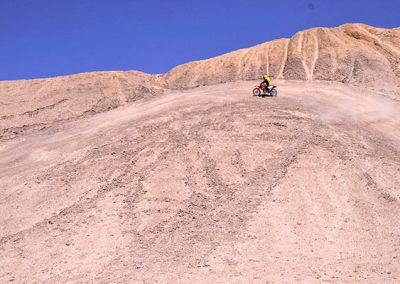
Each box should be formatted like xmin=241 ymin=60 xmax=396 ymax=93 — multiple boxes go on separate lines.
xmin=1 ymin=23 xmax=400 ymax=283
xmin=0 ymin=71 xmax=164 ymax=139
xmin=163 ymin=24 xmax=400 ymax=90
xmin=1 ymin=24 xmax=400 ymax=140
xmin=1 ymin=80 xmax=399 ymax=282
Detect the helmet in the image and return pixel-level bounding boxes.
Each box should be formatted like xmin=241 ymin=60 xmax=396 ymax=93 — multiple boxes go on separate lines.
xmin=263 ymin=74 xmax=269 ymax=80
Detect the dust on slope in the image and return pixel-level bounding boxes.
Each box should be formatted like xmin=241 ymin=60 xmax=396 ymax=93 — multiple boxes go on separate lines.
xmin=0 ymin=81 xmax=399 ymax=283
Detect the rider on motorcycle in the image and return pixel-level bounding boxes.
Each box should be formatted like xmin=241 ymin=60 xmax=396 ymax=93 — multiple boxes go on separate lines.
xmin=261 ymin=74 xmax=272 ymax=93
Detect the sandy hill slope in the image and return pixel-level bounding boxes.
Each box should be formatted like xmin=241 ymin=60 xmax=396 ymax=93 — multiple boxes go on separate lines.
xmin=163 ymin=24 xmax=400 ymax=90
xmin=0 ymin=71 xmax=164 ymax=139
xmin=1 ymin=81 xmax=399 ymax=283
xmin=1 ymin=23 xmax=399 ymax=139
xmin=0 ymin=24 xmax=400 ymax=283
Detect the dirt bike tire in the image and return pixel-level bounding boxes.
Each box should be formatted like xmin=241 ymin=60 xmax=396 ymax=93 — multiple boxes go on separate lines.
xmin=270 ymin=89 xmax=277 ymax=96
xmin=253 ymin=88 xmax=261 ymax=96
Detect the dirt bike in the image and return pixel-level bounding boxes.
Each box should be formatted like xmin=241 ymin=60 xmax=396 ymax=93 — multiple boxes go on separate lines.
xmin=253 ymin=83 xmax=278 ymax=97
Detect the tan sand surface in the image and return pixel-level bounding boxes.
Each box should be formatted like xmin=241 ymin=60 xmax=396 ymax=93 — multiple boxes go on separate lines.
xmin=1 ymin=80 xmax=399 ymax=283
xmin=1 ymin=24 xmax=399 ymax=141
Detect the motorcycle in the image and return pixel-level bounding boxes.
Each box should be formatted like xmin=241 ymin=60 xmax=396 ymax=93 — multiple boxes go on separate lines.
xmin=253 ymin=83 xmax=278 ymax=97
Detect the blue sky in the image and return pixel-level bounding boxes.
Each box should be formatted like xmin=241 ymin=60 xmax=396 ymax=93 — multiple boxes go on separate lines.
xmin=0 ymin=0 xmax=399 ymax=80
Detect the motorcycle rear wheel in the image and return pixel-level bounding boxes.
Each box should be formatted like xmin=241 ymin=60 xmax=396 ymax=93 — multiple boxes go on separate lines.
xmin=270 ymin=89 xmax=277 ymax=96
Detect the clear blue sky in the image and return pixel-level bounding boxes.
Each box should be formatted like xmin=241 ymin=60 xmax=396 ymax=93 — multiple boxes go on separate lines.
xmin=0 ymin=0 xmax=399 ymax=80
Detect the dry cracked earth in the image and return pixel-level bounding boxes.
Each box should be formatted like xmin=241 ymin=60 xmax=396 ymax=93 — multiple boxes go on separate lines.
xmin=0 ymin=80 xmax=399 ymax=283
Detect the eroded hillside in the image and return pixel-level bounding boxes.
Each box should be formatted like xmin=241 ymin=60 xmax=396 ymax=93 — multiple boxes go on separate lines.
xmin=0 ymin=71 xmax=164 ymax=139
xmin=1 ymin=23 xmax=400 ymax=283
xmin=1 ymin=81 xmax=399 ymax=283
xmin=163 ymin=24 xmax=400 ymax=91
xmin=1 ymin=24 xmax=400 ymax=140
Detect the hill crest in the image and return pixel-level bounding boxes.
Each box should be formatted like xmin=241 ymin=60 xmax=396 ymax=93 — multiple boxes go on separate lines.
xmin=1 ymin=23 xmax=400 ymax=139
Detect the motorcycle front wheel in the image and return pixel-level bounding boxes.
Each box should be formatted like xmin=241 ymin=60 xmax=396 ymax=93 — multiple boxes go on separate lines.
xmin=253 ymin=88 xmax=261 ymax=96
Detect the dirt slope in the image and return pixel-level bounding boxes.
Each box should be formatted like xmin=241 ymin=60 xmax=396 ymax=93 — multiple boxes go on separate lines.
xmin=163 ymin=24 xmax=400 ymax=92
xmin=0 ymin=71 xmax=164 ymax=140
xmin=1 ymin=24 xmax=400 ymax=140
xmin=1 ymin=81 xmax=399 ymax=283
xmin=1 ymin=23 xmax=400 ymax=283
